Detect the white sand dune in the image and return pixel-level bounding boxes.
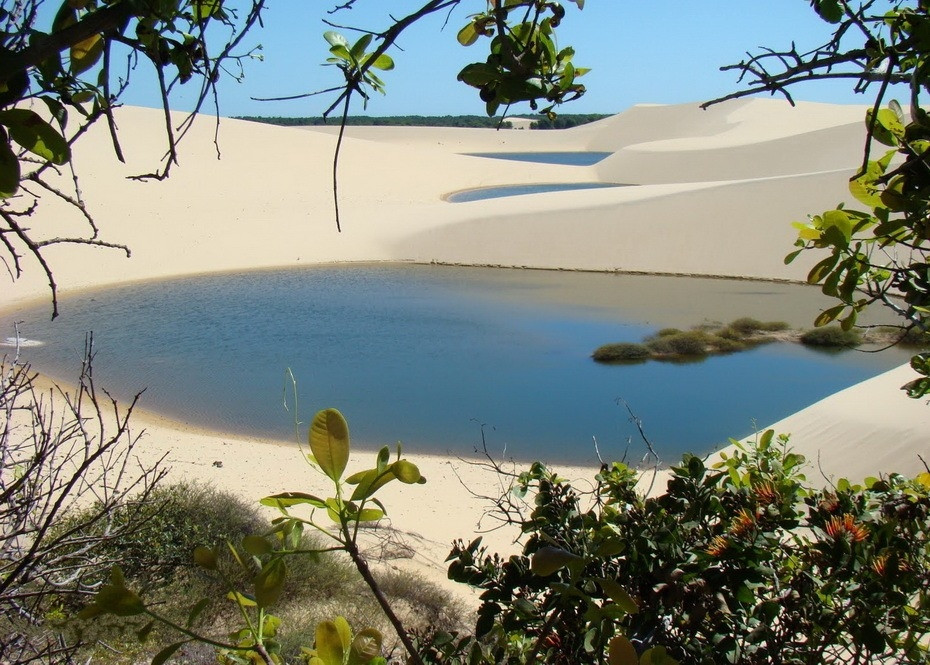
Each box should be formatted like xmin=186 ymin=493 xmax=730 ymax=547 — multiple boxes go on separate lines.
xmin=1 ymin=98 xmax=927 ymax=588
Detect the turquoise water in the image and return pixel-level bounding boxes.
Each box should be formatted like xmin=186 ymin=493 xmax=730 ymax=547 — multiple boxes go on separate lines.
xmin=464 ymin=152 xmax=612 ymax=165
xmin=3 ymin=265 xmax=912 ymax=465
xmin=447 ymin=183 xmax=625 ymax=202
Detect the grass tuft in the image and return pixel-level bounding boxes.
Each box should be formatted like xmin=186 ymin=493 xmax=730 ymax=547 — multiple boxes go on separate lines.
xmin=800 ymin=325 xmax=861 ymax=348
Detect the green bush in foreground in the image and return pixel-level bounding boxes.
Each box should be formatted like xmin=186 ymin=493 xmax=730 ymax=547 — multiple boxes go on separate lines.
xmin=78 ymin=411 xmax=930 ymax=665
xmin=438 ymin=432 xmax=930 ymax=664
xmin=800 ymin=325 xmax=862 ymax=348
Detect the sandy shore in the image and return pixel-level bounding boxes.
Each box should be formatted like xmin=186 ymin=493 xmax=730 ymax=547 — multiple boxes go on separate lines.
xmin=2 ymin=99 xmax=928 ymax=600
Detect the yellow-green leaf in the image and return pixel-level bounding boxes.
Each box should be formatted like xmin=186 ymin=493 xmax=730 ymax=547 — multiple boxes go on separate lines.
xmin=598 ymin=577 xmax=639 ymax=614
xmin=349 ymin=628 xmax=383 ymax=665
xmin=193 ymin=546 xmax=217 ymax=570
xmin=242 ymin=535 xmax=272 ymax=556
xmin=0 ymin=109 xmax=70 ymax=165
xmin=457 ymin=22 xmax=480 ymax=46
xmin=226 ymin=591 xmax=257 ymax=607
xmin=608 ymin=634 xmax=639 ymax=665
xmin=333 ymin=616 xmax=352 ymax=652
xmin=530 ymin=546 xmax=582 ymax=576
xmin=392 ymin=459 xmax=421 ymax=484
xmin=315 ymin=620 xmax=346 ymax=665
xmin=310 ymin=408 xmax=350 ymax=482
xmin=70 ymin=33 xmax=103 ymax=74
xmin=0 ymin=134 xmax=20 ymax=198
xmin=253 ymin=558 xmax=286 ymax=608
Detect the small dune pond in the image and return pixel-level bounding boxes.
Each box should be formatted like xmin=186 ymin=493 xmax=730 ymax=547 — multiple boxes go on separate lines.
xmin=3 ymin=264 xmax=913 ymax=465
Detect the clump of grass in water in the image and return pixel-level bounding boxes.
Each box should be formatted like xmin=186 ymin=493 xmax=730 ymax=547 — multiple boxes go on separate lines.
xmin=799 ymin=325 xmax=861 ymax=348
xmin=592 ymin=317 xmax=792 ymax=364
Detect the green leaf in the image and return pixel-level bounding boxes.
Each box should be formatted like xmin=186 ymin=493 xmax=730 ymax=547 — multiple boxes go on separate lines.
xmin=309 ymin=409 xmax=350 ymax=482
xmin=369 ymin=53 xmax=394 ymax=71
xmin=758 ymin=428 xmax=774 ymax=451
xmin=193 ymin=0 xmax=222 ymax=20
xmin=334 ymin=616 xmax=352 ymax=652
xmin=186 ymin=598 xmax=210 ymax=629
xmin=242 ymin=535 xmax=272 ymax=556
xmin=193 ymin=546 xmax=217 ymax=570
xmin=261 ymin=491 xmax=328 ymax=509
xmin=356 ymin=508 xmax=384 ymax=522
xmin=152 ymin=641 xmax=188 ymax=665
xmin=0 ymin=109 xmax=70 ymax=164
xmin=597 ymin=577 xmax=638 ymax=613
xmin=0 ymin=132 xmax=20 ymax=198
xmin=350 ymin=34 xmax=372 ymax=61
xmin=226 ymin=591 xmax=257 ymax=607
xmin=253 ymin=558 xmax=286 ymax=608
xmin=80 ymin=567 xmax=145 ymax=618
xmin=814 ymin=304 xmax=845 ymax=327
xmin=392 ymin=459 xmax=421 ymax=484
xmin=349 ymin=628 xmax=383 ymax=665
xmin=324 ymin=31 xmax=349 ymax=48
xmin=608 ymin=635 xmax=638 ymax=665
xmin=807 ymin=255 xmax=838 ymax=284
xmin=812 ymin=0 xmax=843 ymax=23
xmin=530 ymin=546 xmax=583 ymax=576
xmin=316 ymin=620 xmax=347 ymax=665
xmin=136 ymin=620 xmax=155 ymax=642
xmin=457 ymin=22 xmax=480 ymax=47
xmin=329 ymin=44 xmax=352 ymax=62
xmin=70 ymin=32 xmax=103 ymax=74
xmin=458 ymin=62 xmax=499 ymax=87
xmin=876 ymin=106 xmax=906 ymax=140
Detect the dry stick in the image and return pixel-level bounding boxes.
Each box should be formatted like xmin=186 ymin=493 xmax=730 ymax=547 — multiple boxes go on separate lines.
xmin=341 ymin=525 xmax=425 ymax=665
xmin=332 ymin=90 xmax=352 ymax=233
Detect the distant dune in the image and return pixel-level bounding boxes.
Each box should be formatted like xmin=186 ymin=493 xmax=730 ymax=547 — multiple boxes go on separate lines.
xmin=0 ymin=98 xmax=880 ymax=311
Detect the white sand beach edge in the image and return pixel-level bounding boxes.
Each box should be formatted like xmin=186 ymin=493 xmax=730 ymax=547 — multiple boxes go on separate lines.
xmin=2 ymin=99 xmax=928 ymax=600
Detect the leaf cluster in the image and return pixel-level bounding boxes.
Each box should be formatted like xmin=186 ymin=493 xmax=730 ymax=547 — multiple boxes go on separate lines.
xmin=456 ymin=0 xmax=588 ymax=117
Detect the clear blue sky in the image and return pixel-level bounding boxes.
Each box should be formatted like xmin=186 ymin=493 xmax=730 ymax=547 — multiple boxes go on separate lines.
xmin=121 ymin=1 xmax=875 ymax=118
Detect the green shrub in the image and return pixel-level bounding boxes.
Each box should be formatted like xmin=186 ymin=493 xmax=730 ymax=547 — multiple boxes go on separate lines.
xmin=51 ymin=482 xmax=266 ymax=595
xmin=646 ymin=330 xmax=709 ymax=356
xmin=800 ymin=325 xmax=861 ymax=347
xmin=708 ymin=337 xmax=746 ymax=353
xmin=654 ymin=327 xmax=682 ymax=338
xmin=445 ymin=436 xmax=930 ymax=664
xmin=592 ymin=342 xmax=650 ymax=363
xmin=729 ymin=317 xmax=790 ymax=334
xmin=899 ymin=326 xmax=930 ymax=347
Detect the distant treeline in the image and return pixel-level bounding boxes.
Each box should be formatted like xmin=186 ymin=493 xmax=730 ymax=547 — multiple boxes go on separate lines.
xmin=233 ymin=113 xmax=612 ymax=129
xmin=529 ymin=113 xmax=612 ymax=129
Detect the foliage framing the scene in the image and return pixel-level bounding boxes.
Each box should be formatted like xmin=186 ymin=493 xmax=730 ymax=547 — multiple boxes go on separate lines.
xmin=707 ymin=0 xmax=930 ymax=398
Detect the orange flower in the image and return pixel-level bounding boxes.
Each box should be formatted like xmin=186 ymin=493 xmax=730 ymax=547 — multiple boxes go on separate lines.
xmin=753 ymin=480 xmax=781 ymax=506
xmin=728 ymin=508 xmax=756 ymax=538
xmin=825 ymin=513 xmax=868 ymax=542
xmin=870 ymin=554 xmax=889 ymax=577
xmin=706 ymin=535 xmax=730 ymax=557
